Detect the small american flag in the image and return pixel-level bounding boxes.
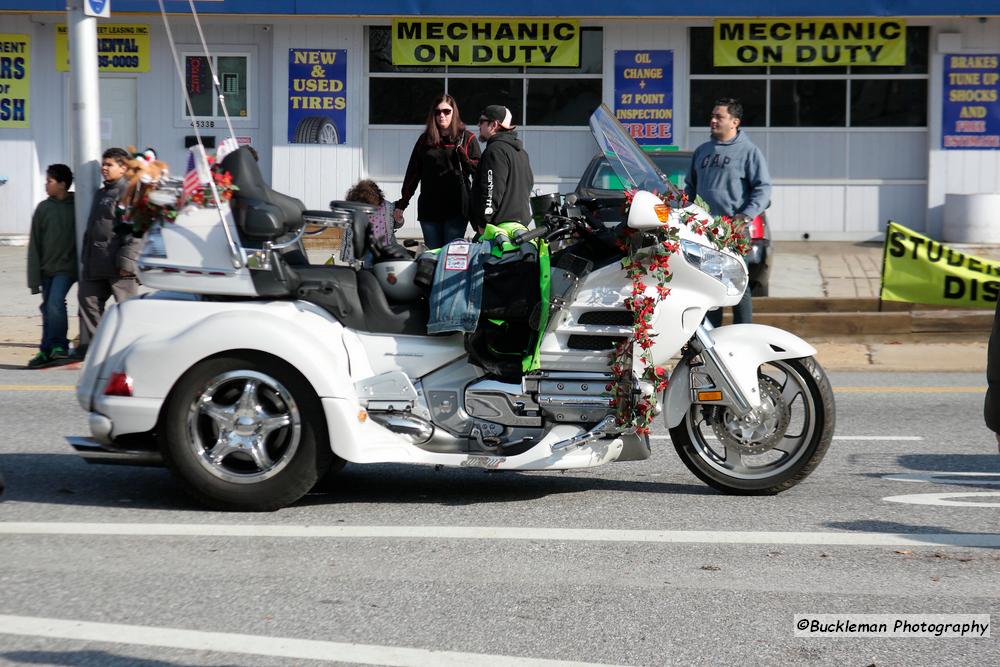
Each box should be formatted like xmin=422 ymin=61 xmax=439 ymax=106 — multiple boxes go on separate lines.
xmin=182 ymin=149 xmax=200 ymax=203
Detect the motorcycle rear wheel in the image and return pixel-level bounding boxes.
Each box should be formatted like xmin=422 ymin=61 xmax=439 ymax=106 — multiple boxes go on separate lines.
xmin=670 ymin=356 xmax=834 ymax=494
xmin=162 ymin=354 xmax=332 ymax=511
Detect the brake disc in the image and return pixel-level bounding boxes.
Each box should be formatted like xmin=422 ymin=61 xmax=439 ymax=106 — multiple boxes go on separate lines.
xmin=709 ymin=376 xmax=790 ymax=455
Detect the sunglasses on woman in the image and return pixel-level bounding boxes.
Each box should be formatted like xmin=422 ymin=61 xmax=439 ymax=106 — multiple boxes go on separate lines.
xmin=434 ymin=108 xmax=453 ymax=116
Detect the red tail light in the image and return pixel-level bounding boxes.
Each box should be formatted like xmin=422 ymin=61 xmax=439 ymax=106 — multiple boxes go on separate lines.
xmin=750 ymin=215 xmax=765 ymax=240
xmin=104 ymin=372 xmax=134 ymax=397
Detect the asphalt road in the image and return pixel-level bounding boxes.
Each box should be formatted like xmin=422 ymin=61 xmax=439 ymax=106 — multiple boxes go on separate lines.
xmin=0 ymin=367 xmax=998 ymax=666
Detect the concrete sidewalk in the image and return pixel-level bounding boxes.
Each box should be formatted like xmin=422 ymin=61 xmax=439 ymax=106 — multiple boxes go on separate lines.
xmin=0 ymin=242 xmax=993 ymax=372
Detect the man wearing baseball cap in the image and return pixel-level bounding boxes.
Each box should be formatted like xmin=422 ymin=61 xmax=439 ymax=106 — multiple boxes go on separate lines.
xmin=470 ymin=105 xmax=533 ymax=233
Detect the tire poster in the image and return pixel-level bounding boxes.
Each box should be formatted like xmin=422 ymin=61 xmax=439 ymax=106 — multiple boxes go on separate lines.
xmin=288 ymin=48 xmax=346 ymax=144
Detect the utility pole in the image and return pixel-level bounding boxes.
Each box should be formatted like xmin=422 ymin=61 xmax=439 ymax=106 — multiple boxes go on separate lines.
xmin=67 ymin=0 xmax=102 ymax=257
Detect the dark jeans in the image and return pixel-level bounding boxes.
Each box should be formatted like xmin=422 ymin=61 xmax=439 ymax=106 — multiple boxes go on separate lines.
xmin=40 ymin=272 xmax=76 ymax=353
xmin=420 ymin=217 xmax=469 ymax=250
xmin=707 ymin=289 xmax=753 ymax=327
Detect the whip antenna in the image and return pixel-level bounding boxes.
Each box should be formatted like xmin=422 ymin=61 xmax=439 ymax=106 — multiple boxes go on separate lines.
xmin=156 ymin=0 xmax=243 ymax=268
xmin=186 ymin=0 xmax=237 ymax=143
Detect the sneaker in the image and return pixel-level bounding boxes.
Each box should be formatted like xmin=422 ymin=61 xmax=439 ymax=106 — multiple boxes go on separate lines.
xmin=49 ymin=346 xmax=69 ymax=361
xmin=68 ymin=345 xmax=87 ymax=362
xmin=27 ymin=351 xmax=50 ymax=369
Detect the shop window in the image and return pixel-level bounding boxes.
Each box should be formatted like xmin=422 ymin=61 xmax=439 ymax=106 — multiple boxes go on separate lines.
xmin=771 ymin=80 xmax=847 ymax=126
xmin=367 ymin=26 xmax=603 ymax=127
xmin=183 ymin=53 xmax=250 ymax=119
xmin=369 ymin=78 xmax=446 ymax=124
xmin=688 ymin=26 xmax=928 ymax=128
xmin=527 ymin=78 xmax=602 ymax=126
xmin=447 ymin=79 xmax=524 ymax=128
xmin=850 ymin=79 xmax=927 ymax=127
xmin=689 ymin=79 xmax=766 ymax=127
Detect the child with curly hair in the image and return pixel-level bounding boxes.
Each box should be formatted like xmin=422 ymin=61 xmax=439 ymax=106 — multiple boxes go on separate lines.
xmin=346 ymin=179 xmax=399 ymax=248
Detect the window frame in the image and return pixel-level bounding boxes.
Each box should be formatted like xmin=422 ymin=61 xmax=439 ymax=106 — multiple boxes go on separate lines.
xmin=687 ymin=26 xmax=929 ymax=130
xmin=175 ymin=46 xmax=257 ymax=129
xmin=366 ymin=25 xmax=604 ymax=128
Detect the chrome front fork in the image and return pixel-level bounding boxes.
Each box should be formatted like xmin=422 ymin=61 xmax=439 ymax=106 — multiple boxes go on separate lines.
xmin=690 ymin=324 xmax=756 ymax=416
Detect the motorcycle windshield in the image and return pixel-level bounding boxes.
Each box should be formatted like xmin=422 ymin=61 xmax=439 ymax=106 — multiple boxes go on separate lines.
xmin=588 ymin=104 xmax=683 ymax=200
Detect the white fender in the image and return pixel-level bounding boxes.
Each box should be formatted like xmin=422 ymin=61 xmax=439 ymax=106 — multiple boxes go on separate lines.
xmin=663 ymin=323 xmax=817 ymax=429
xmin=121 ymin=303 xmax=359 ymax=407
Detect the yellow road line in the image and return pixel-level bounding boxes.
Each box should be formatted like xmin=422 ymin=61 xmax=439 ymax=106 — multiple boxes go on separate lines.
xmin=0 ymin=385 xmax=75 ymax=392
xmin=835 ymin=386 xmax=985 ymax=394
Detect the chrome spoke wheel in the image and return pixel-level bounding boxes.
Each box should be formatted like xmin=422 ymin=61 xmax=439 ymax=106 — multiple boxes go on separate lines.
xmin=686 ymin=360 xmax=816 ymax=481
xmin=185 ymin=369 xmax=302 ymax=484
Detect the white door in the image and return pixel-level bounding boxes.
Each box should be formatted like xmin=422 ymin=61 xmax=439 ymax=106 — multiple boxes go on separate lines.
xmin=98 ymin=76 xmax=138 ymax=150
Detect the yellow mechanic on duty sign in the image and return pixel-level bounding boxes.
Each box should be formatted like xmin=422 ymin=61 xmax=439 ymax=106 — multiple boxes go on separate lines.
xmin=392 ymin=19 xmax=579 ymax=67
xmin=714 ymin=19 xmax=906 ymax=67
xmin=880 ymin=221 xmax=1000 ymax=308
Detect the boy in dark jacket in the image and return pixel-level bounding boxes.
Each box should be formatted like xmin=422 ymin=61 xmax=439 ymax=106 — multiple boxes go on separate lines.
xmin=26 ymin=163 xmax=77 ymax=368
xmin=470 ymin=105 xmax=533 ymax=233
xmin=75 ymin=147 xmax=142 ymax=359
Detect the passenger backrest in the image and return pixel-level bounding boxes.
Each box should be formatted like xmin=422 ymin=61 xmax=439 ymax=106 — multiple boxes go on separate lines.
xmin=221 ymin=147 xmax=306 ymax=238
xmin=329 ymin=200 xmax=374 ymax=260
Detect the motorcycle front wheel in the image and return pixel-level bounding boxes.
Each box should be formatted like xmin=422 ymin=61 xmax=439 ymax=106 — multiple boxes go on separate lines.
xmin=670 ymin=356 xmax=834 ymax=494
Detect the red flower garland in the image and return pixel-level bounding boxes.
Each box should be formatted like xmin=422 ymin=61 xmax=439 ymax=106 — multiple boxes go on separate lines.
xmin=184 ymin=159 xmax=239 ymax=208
xmin=611 ymin=190 xmax=750 ymax=434
xmin=119 ymin=158 xmax=239 ymax=236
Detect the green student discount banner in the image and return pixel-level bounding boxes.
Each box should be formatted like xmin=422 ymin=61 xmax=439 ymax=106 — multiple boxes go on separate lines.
xmin=880 ymin=221 xmax=1000 ymax=308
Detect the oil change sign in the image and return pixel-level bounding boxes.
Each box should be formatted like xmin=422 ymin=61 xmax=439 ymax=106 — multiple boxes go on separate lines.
xmin=942 ymin=54 xmax=1000 ymax=150
xmin=881 ymin=222 xmax=1000 ymax=308
xmin=713 ymin=19 xmax=905 ymax=67
xmin=392 ymin=19 xmax=579 ymax=67
xmin=0 ymin=34 xmax=29 ymax=128
xmin=614 ymin=50 xmax=673 ymax=145
xmin=288 ymin=49 xmax=346 ymax=144
xmin=56 ymin=24 xmax=150 ymax=72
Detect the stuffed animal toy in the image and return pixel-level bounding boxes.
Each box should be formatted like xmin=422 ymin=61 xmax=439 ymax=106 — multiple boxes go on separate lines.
xmin=118 ymin=146 xmax=172 ymax=235
xmin=119 ymin=146 xmax=169 ymax=207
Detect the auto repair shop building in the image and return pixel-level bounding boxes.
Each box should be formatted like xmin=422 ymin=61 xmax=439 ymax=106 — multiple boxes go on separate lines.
xmin=1 ymin=1 xmax=998 ymax=241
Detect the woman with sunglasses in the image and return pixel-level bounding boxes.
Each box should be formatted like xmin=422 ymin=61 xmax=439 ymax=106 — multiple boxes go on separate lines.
xmin=394 ymin=94 xmax=481 ymax=248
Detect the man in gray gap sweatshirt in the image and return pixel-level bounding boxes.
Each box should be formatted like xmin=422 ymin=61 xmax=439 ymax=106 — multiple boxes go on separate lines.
xmin=685 ymin=97 xmax=771 ymax=325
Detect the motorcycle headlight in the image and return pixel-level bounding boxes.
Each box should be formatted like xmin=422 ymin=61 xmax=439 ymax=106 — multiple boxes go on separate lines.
xmin=680 ymin=239 xmax=747 ymax=296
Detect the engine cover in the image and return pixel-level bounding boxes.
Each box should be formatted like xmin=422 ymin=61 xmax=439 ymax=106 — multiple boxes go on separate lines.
xmin=465 ymin=380 xmax=541 ymax=427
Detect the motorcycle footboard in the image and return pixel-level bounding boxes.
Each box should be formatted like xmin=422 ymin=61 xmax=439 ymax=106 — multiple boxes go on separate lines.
xmin=66 ymin=436 xmax=163 ymax=467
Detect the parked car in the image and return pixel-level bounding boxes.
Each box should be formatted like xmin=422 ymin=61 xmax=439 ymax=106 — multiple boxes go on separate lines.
xmin=573 ymin=147 xmax=772 ymax=296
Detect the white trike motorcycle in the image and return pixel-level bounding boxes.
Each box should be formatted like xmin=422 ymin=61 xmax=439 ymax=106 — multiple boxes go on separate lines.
xmin=70 ymin=106 xmax=834 ymax=511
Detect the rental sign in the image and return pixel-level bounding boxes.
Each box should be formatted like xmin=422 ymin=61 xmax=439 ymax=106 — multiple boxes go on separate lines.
xmin=713 ymin=19 xmax=906 ymax=67
xmin=392 ymin=19 xmax=579 ymax=67
xmin=0 ymin=34 xmax=29 ymax=128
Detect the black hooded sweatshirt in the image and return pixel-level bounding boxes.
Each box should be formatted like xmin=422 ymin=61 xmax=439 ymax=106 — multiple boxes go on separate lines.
xmin=470 ymin=130 xmax=533 ymax=231
xmin=396 ymin=129 xmax=481 ymax=223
